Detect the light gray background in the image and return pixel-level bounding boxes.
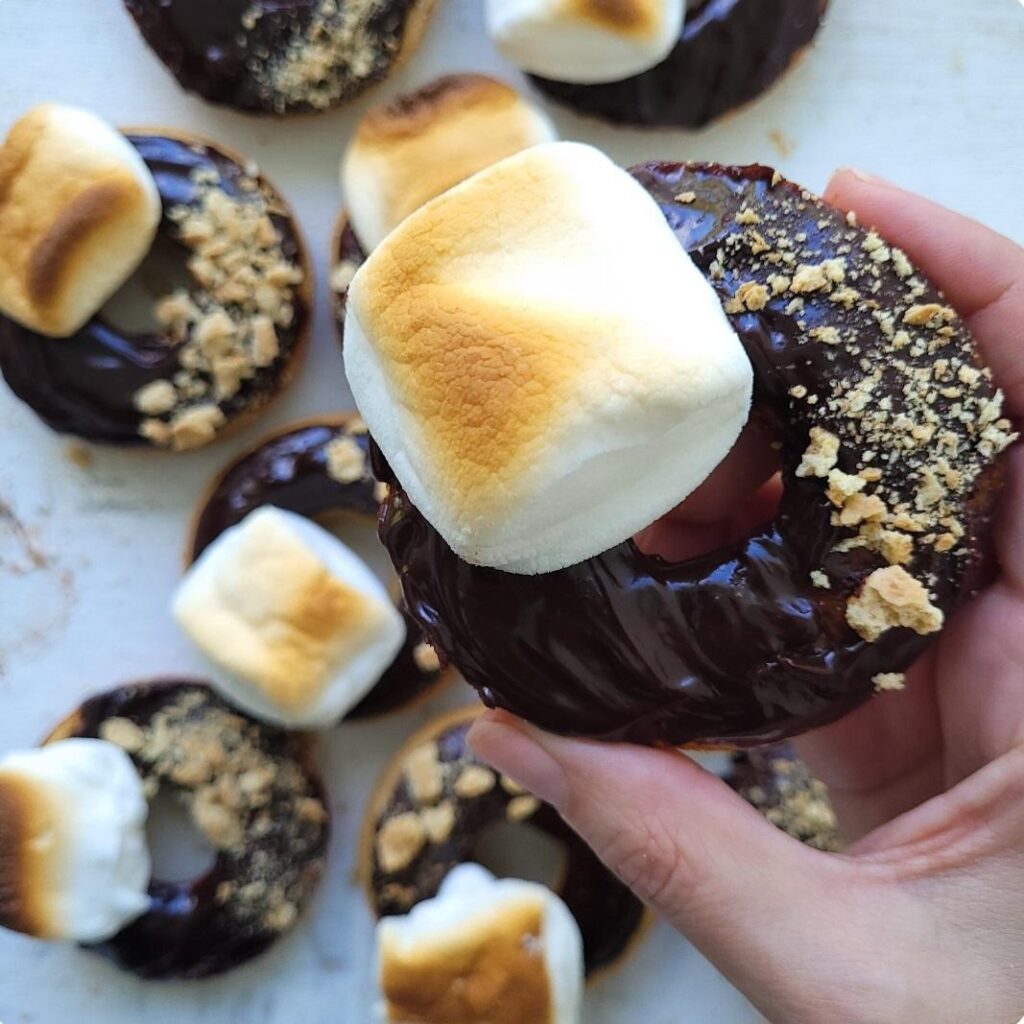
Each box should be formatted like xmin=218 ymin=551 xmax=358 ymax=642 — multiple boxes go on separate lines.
xmin=0 ymin=0 xmax=1022 ymax=1021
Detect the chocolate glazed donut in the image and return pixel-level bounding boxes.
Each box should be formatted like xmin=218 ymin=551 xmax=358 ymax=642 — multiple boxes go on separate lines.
xmin=0 ymin=133 xmax=311 ymax=449
xmin=189 ymin=415 xmax=452 ymax=719
xmin=361 ymin=708 xmax=648 ymax=977
xmin=124 ymin=0 xmax=436 ymax=115
xmin=531 ymin=0 xmax=828 ymax=128
xmin=46 ymin=681 xmax=329 ymax=979
xmin=376 ymin=163 xmax=1013 ymax=747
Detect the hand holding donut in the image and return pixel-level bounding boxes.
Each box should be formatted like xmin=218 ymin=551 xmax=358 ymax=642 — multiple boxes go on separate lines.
xmin=471 ymin=171 xmax=1024 ymax=1024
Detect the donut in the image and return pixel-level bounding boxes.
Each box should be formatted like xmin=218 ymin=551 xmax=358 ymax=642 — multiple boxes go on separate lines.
xmin=45 ymin=680 xmax=329 ymax=979
xmin=528 ymin=0 xmax=829 ymax=129
xmin=353 ymin=148 xmax=1014 ymax=747
xmin=123 ymin=0 xmax=438 ymax=115
xmin=725 ymin=746 xmax=841 ymax=851
xmin=0 ymin=128 xmax=311 ymax=451
xmin=360 ymin=707 xmax=649 ymax=978
xmin=188 ymin=414 xmax=452 ymax=719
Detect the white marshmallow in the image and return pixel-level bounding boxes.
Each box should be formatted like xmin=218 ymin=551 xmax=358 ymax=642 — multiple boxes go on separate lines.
xmin=486 ymin=0 xmax=685 ymax=84
xmin=343 ymin=73 xmax=557 ymax=251
xmin=0 ymin=739 xmax=151 ymax=942
xmin=345 ymin=142 xmax=752 ymax=575
xmin=377 ymin=864 xmax=583 ymax=1024
xmin=0 ymin=104 xmax=161 ymax=337
xmin=173 ymin=506 xmax=406 ymax=728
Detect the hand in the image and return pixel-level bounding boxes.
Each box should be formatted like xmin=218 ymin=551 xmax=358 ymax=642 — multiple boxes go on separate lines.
xmin=470 ymin=170 xmax=1024 ymax=1024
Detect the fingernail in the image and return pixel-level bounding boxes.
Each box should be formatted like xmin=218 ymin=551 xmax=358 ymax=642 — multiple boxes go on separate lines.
xmin=468 ymin=711 xmax=569 ymax=808
xmin=837 ymin=166 xmax=892 ymax=186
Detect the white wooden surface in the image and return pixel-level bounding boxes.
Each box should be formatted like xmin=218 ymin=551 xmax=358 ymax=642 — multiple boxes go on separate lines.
xmin=0 ymin=1 xmax=1022 ymax=1021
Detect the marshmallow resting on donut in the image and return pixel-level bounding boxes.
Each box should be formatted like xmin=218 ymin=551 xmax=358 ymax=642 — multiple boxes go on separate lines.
xmin=173 ymin=506 xmax=406 ymax=728
xmin=486 ymin=0 xmax=685 ymax=84
xmin=342 ymin=74 xmax=557 ymax=251
xmin=378 ymin=864 xmax=583 ymax=1024
xmin=345 ymin=142 xmax=752 ymax=575
xmin=0 ymin=739 xmax=151 ymax=942
xmin=0 ymin=104 xmax=161 ymax=337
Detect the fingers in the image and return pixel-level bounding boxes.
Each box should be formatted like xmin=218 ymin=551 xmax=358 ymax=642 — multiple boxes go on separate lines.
xmin=469 ymin=712 xmax=867 ymax=1018
xmin=824 ymin=168 xmax=1024 ymax=413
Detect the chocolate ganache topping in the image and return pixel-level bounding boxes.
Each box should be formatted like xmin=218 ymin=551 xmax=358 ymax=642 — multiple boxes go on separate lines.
xmin=374 ymin=163 xmax=1013 ymax=747
xmin=531 ymin=0 xmax=829 ymax=129
xmin=124 ymin=0 xmax=431 ymax=115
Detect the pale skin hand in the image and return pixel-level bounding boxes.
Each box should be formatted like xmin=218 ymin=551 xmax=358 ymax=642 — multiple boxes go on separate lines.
xmin=470 ymin=170 xmax=1024 ymax=1024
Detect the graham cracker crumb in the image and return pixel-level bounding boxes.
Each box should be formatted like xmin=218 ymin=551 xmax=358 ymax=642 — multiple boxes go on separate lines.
xmin=796 ymin=427 xmax=840 ymax=478
xmin=846 ymin=566 xmax=944 ymax=642
xmin=325 ymin=436 xmax=366 ymax=484
xmin=420 ymin=801 xmax=456 ymax=844
xmin=404 ymin=743 xmax=444 ymax=806
xmin=507 ymin=796 xmax=541 ymax=823
xmin=412 ymin=642 xmax=441 ymax=674
xmin=873 ymin=672 xmax=906 ymax=692
xmin=810 ymin=570 xmax=831 ymax=589
xmin=453 ymin=766 xmax=496 ymax=799
xmin=377 ymin=813 xmax=427 ymax=873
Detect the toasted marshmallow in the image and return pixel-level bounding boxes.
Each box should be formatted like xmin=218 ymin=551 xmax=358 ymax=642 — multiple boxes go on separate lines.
xmin=0 ymin=739 xmax=150 ymax=942
xmin=342 ymin=74 xmax=557 ymax=251
xmin=345 ymin=142 xmax=752 ymax=575
xmin=378 ymin=864 xmax=583 ymax=1024
xmin=173 ymin=506 xmax=406 ymax=728
xmin=0 ymin=104 xmax=161 ymax=337
xmin=486 ymin=0 xmax=685 ymax=84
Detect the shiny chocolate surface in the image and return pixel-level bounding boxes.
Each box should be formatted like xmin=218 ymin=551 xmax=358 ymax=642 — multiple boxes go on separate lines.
xmin=191 ymin=419 xmax=448 ymax=719
xmin=376 ymin=163 xmax=1006 ymax=747
xmin=0 ymin=134 xmax=308 ymax=447
xmin=532 ymin=0 xmax=828 ymax=128
xmin=124 ymin=0 xmax=425 ymax=114
xmin=367 ymin=711 xmax=646 ymax=976
xmin=54 ymin=681 xmax=328 ymax=980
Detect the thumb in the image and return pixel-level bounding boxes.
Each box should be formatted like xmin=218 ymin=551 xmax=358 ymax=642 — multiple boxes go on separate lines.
xmin=469 ymin=712 xmax=879 ymax=1021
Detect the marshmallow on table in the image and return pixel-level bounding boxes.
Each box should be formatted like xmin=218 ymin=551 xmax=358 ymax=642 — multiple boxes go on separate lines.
xmin=0 ymin=739 xmax=151 ymax=943
xmin=342 ymin=73 xmax=557 ymax=251
xmin=345 ymin=141 xmax=753 ymax=575
xmin=378 ymin=864 xmax=583 ymax=1024
xmin=486 ymin=0 xmax=685 ymax=84
xmin=0 ymin=104 xmax=161 ymax=337
xmin=173 ymin=506 xmax=406 ymax=729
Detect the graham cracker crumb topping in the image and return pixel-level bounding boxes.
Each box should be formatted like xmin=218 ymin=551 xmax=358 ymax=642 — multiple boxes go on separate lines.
xmin=136 ymin=164 xmax=304 ymax=451
xmin=846 ymin=566 xmax=944 ymax=642
xmin=325 ymin=435 xmax=366 ymax=484
xmin=100 ymin=688 xmax=324 ymax=933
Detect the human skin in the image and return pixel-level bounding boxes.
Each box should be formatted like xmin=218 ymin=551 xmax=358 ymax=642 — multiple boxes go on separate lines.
xmin=470 ymin=169 xmax=1024 ymax=1024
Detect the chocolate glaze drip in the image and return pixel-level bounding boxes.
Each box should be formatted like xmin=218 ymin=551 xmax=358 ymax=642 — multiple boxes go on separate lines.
xmin=50 ymin=681 xmax=328 ymax=980
xmin=367 ymin=711 xmax=646 ymax=976
xmin=531 ymin=0 xmax=828 ymax=128
xmin=375 ymin=163 xmax=1006 ymax=747
xmin=191 ymin=419 xmax=448 ymax=719
xmin=124 ymin=0 xmax=426 ymax=115
xmin=0 ymin=134 xmax=308 ymax=447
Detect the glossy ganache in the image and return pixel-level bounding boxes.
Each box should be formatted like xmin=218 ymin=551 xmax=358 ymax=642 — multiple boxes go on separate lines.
xmin=531 ymin=0 xmax=828 ymax=128
xmin=366 ymin=710 xmax=646 ymax=976
xmin=0 ymin=134 xmax=308 ymax=446
xmin=191 ymin=419 xmax=447 ymax=719
xmin=376 ymin=163 xmax=1006 ymax=747
xmin=49 ymin=681 xmax=328 ymax=980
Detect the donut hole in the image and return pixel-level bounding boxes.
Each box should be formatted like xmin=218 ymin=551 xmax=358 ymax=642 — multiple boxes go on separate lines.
xmin=145 ymin=788 xmax=218 ymax=883
xmin=634 ymin=473 xmax=783 ymax=562
xmin=99 ymin=234 xmax=193 ymax=335
xmin=472 ymin=821 xmax=566 ymax=890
